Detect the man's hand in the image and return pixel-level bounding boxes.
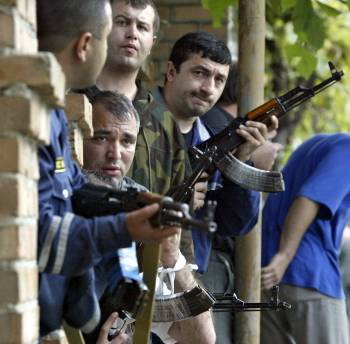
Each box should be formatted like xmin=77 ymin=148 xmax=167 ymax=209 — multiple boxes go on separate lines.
xmin=251 ymin=141 xmax=283 ymax=170
xmin=96 ymin=312 xmax=129 ymax=344
xmin=126 ymin=204 xmax=179 ymax=242
xmin=235 ymin=115 xmax=279 ymax=162
xmin=261 ymin=252 xmax=290 ymax=290
xmin=192 ymin=172 xmax=209 ymax=210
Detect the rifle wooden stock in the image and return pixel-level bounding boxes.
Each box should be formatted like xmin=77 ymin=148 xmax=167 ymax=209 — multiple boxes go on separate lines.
xmin=246 ymin=98 xmax=284 ymax=122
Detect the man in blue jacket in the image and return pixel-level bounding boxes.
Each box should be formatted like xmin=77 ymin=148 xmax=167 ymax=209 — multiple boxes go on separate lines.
xmin=36 ymin=0 xmax=177 ymax=337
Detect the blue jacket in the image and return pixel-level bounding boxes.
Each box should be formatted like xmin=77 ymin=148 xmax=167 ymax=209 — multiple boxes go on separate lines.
xmin=38 ymin=109 xmax=132 ymax=336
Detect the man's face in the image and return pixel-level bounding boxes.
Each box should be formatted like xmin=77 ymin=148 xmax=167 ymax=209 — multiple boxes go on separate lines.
xmin=82 ymin=2 xmax=113 ymax=86
xmin=105 ymin=1 xmax=156 ymax=71
xmin=165 ymin=54 xmax=229 ymax=119
xmin=83 ymin=103 xmax=138 ymax=184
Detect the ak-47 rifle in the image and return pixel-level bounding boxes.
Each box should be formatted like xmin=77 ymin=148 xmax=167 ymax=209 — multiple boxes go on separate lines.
xmin=72 ymin=183 xmax=217 ymax=233
xmin=212 ymin=285 xmax=291 ymax=312
xmin=171 ymin=62 xmax=344 ymax=201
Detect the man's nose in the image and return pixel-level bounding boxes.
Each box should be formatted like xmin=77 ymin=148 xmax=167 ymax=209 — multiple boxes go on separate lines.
xmin=125 ymin=23 xmax=137 ymax=39
xmin=200 ymin=77 xmax=215 ymax=95
xmin=107 ymin=141 xmax=122 ymax=160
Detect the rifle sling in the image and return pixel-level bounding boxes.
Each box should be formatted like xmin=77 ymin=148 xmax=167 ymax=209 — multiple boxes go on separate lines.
xmin=152 ymin=285 xmax=216 ymax=323
xmin=214 ymin=152 xmax=285 ymax=193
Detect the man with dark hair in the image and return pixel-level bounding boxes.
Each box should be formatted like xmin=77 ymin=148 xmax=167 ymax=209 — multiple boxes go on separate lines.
xmin=154 ymin=31 xmax=278 ymax=274
xmin=152 ymin=33 xmax=278 ymax=343
xmin=83 ymin=90 xmax=216 ymax=343
xmin=36 ymin=0 xmax=177 ymax=337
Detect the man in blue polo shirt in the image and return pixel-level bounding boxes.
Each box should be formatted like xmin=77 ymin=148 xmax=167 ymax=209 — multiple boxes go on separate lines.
xmin=261 ymin=133 xmax=350 ymax=344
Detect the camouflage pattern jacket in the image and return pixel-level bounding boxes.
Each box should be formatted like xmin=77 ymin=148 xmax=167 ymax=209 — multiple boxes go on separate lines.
xmin=129 ymin=85 xmax=194 ymax=262
xmin=128 ymin=84 xmax=188 ymax=195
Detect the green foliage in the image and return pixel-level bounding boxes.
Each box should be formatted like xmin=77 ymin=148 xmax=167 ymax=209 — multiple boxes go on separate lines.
xmin=201 ymin=0 xmax=237 ymax=27
xmin=201 ymin=0 xmax=350 ymax=165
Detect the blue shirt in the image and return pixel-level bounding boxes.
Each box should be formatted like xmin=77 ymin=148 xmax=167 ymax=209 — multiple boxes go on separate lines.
xmin=262 ymin=133 xmax=350 ymax=299
xmin=38 ymin=109 xmax=132 ymax=335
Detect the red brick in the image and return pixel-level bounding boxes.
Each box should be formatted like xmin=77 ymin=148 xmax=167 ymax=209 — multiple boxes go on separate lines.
xmin=0 ymin=222 xmax=37 ymax=260
xmin=0 ymin=264 xmax=38 ymax=306
xmin=0 ymin=136 xmax=39 ymax=179
xmin=174 ymin=6 xmax=212 ymax=22
xmin=65 ymin=93 xmax=93 ymax=137
xmin=0 ymin=301 xmax=39 ymax=343
xmin=0 ymin=9 xmax=37 ymax=53
xmin=0 ymin=91 xmax=51 ymax=144
xmin=157 ymin=6 xmax=170 ymax=22
xmin=200 ymin=23 xmax=228 ymax=40
xmin=0 ymin=175 xmax=38 ymax=217
xmin=151 ymin=41 xmax=173 ymax=60
xmin=160 ymin=23 xmax=198 ymax=41
xmin=0 ymin=0 xmax=36 ymax=27
xmin=0 ymin=53 xmax=66 ymax=108
xmin=68 ymin=123 xmax=84 ymax=167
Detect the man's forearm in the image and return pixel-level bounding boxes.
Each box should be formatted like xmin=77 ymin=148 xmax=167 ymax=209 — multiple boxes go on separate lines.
xmin=168 ymin=309 xmax=216 ymax=344
xmin=169 ymin=266 xmax=216 ymax=343
xmin=279 ymin=196 xmax=319 ymax=260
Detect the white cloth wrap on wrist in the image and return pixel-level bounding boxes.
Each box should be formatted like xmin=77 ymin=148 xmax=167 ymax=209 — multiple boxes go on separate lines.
xmin=152 ymin=252 xmax=198 ymax=344
xmin=156 ymin=252 xmax=198 ymax=296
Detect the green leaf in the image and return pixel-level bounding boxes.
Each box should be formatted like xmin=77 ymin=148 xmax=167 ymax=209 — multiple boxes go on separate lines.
xmin=285 ymin=43 xmax=304 ymax=63
xmin=305 ymin=14 xmax=326 ymax=50
xmin=347 ymin=0 xmax=350 ymax=11
xmin=268 ymin=0 xmax=282 ymax=14
xmin=284 ymin=43 xmax=317 ymax=78
xmin=295 ymin=52 xmax=317 ymax=78
xmin=316 ymin=1 xmax=342 ymax=17
xmin=293 ymin=0 xmax=313 ymax=34
xmin=281 ymin=0 xmax=297 ymax=12
xmin=201 ymin=0 xmax=236 ymax=27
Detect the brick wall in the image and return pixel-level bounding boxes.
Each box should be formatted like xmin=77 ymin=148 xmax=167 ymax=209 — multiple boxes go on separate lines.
xmin=0 ymin=1 xmax=65 ymax=342
xmin=151 ymin=0 xmax=228 ymax=83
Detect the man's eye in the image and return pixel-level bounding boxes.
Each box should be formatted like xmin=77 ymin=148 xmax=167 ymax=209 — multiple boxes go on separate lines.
xmin=216 ymin=78 xmax=225 ymax=86
xmin=193 ymin=70 xmax=204 ymax=77
xmin=115 ymin=18 xmax=127 ymax=26
xmin=138 ymin=24 xmax=149 ymax=32
xmin=122 ymin=139 xmax=134 ymax=146
xmin=92 ymin=136 xmax=107 ymax=142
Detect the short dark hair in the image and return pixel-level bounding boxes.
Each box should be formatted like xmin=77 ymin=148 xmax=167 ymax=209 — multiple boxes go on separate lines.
xmin=37 ymin=0 xmax=110 ymax=52
xmin=168 ymin=32 xmax=232 ymax=72
xmin=218 ymin=62 xmax=238 ymax=105
xmin=88 ymin=89 xmax=140 ymax=129
xmin=111 ymin=0 xmax=160 ymax=33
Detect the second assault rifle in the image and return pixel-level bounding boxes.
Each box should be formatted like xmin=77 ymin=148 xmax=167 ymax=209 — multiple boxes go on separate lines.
xmin=72 ymin=183 xmax=217 ymax=233
xmin=212 ymin=285 xmax=291 ymax=312
xmin=171 ymin=62 xmax=344 ymax=202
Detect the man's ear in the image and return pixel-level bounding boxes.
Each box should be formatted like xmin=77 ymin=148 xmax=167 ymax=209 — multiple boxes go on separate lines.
xmin=75 ymin=32 xmax=93 ymax=62
xmin=166 ymin=61 xmax=176 ymax=82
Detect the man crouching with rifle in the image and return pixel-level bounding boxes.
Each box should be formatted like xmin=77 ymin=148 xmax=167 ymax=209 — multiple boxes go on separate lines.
xmin=81 ymin=90 xmax=216 ymax=343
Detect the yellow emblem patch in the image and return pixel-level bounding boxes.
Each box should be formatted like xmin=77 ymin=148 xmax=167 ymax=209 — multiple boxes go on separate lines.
xmin=55 ymin=157 xmax=66 ymax=173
